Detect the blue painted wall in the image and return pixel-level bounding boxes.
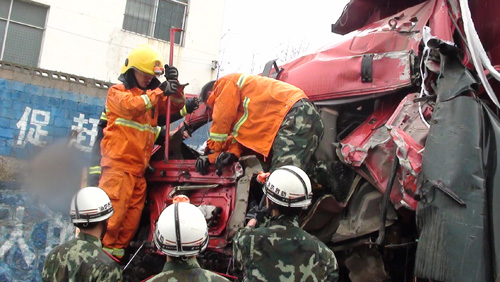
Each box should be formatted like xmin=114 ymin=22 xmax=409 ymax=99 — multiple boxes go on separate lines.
xmin=0 ymin=181 xmax=74 ymax=282
xmin=0 ymin=77 xmax=105 ymax=282
xmin=0 ymin=78 xmax=105 ymax=160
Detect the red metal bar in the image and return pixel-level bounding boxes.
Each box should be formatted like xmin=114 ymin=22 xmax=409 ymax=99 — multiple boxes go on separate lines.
xmin=164 ymin=27 xmax=183 ymax=163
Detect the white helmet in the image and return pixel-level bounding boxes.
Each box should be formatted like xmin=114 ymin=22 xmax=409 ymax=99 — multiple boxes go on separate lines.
xmin=70 ymin=186 xmax=114 ymax=224
xmin=263 ymin=165 xmax=313 ymax=209
xmin=154 ymin=202 xmax=209 ymax=257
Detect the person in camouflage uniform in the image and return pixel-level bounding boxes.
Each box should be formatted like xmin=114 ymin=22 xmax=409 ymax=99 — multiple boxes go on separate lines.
xmin=149 ymin=201 xmax=230 ymax=282
xmin=42 ymin=187 xmax=122 ymax=282
xmin=233 ymin=166 xmax=339 ymax=282
xmin=271 ymin=99 xmax=324 ymax=173
xmin=147 ymin=257 xmax=229 ymax=282
xmin=194 ymin=75 xmax=324 ymax=176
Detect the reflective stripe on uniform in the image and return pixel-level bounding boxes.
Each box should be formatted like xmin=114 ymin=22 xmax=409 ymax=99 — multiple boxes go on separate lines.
xmin=209 ymin=74 xmax=248 ymax=143
xmin=154 ymin=126 xmax=161 ymax=141
xmin=115 ymin=118 xmax=157 ymax=134
xmin=237 ymin=74 xmax=248 ymax=89
xmin=100 ymin=111 xmax=107 ymax=121
xmin=180 ymin=105 xmax=188 ymax=117
xmin=141 ymin=94 xmax=153 ymax=110
xmin=209 ymin=132 xmax=228 ymax=142
xmin=112 ymin=248 xmax=125 ymax=258
xmin=232 ymin=96 xmax=250 ymax=139
xmin=103 ymin=247 xmax=125 ymax=258
xmin=88 ymin=166 xmax=102 ymax=175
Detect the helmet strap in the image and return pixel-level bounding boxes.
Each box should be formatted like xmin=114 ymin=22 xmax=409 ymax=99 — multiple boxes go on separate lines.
xmin=119 ymin=69 xmax=160 ymax=90
xmin=119 ymin=69 xmax=140 ymax=90
xmin=74 ymin=191 xmax=79 ymax=220
xmin=174 ymin=203 xmax=182 ymax=253
xmin=100 ymin=220 xmax=108 ymax=240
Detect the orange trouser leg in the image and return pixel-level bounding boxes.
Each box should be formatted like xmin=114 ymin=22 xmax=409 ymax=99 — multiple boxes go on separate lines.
xmin=115 ymin=176 xmax=146 ymax=248
xmin=99 ymin=168 xmax=146 ymax=250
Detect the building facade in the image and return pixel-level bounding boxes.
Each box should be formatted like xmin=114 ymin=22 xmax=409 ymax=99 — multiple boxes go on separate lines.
xmin=0 ymin=0 xmax=225 ymax=94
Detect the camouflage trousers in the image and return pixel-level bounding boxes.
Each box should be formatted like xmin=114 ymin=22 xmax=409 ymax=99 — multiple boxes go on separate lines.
xmin=270 ymin=99 xmax=324 ymax=173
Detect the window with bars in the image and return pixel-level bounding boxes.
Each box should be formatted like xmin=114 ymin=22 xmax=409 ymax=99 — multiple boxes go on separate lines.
xmin=0 ymin=0 xmax=47 ymax=66
xmin=123 ymin=0 xmax=187 ymax=44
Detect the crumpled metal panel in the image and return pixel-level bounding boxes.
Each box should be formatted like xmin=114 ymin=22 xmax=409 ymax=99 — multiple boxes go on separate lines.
xmin=147 ymin=160 xmax=236 ymax=254
xmin=339 ymin=93 xmax=429 ymax=210
xmin=332 ymin=0 xmax=426 ymax=35
xmin=277 ymin=0 xmax=435 ymax=102
xmin=414 ymin=42 xmax=499 ymax=281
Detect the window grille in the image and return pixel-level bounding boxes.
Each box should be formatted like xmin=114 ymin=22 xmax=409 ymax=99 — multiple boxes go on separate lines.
xmin=0 ymin=0 xmax=47 ymax=66
xmin=123 ymin=0 xmax=187 ymax=44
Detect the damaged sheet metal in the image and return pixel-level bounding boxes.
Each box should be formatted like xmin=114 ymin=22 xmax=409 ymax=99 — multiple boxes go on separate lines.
xmin=276 ymin=0 xmax=436 ymax=103
xmin=415 ymin=41 xmax=500 ymax=281
xmin=339 ymin=93 xmax=430 ymax=210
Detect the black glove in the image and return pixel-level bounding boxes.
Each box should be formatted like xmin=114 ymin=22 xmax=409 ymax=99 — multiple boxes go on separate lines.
xmin=215 ymin=152 xmax=238 ymax=176
xmin=245 ymin=204 xmax=268 ymax=226
xmin=164 ymin=65 xmax=179 ymax=80
xmin=185 ymin=97 xmax=199 ymax=114
xmin=195 ymin=156 xmax=210 ymax=175
xmin=159 ymin=80 xmax=179 ymax=96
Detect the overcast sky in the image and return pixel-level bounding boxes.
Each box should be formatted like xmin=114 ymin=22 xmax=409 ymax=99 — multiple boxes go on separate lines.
xmin=218 ymin=0 xmax=350 ymax=76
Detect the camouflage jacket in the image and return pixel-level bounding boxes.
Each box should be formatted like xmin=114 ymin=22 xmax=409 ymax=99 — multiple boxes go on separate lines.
xmin=147 ymin=257 xmax=230 ymax=282
xmin=42 ymin=232 xmax=122 ymax=282
xmin=233 ymin=214 xmax=339 ymax=282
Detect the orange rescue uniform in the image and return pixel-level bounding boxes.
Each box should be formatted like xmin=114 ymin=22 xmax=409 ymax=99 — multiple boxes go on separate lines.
xmin=99 ymin=83 xmax=184 ymax=251
xmin=207 ymin=73 xmax=307 ymax=163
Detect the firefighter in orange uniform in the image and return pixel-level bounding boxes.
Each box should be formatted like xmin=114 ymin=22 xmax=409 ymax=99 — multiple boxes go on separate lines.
xmin=99 ymin=44 xmax=185 ymax=259
xmin=195 ymin=74 xmax=323 ymax=175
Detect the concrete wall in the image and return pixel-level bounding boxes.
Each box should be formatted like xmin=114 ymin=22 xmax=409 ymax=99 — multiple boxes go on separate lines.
xmin=28 ymin=0 xmax=225 ymax=95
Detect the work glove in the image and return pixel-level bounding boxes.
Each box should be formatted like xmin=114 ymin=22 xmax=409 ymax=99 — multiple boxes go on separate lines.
xmin=185 ymin=97 xmax=199 ymax=113
xmin=245 ymin=203 xmax=268 ymax=227
xmin=164 ymin=65 xmax=179 ymax=80
xmin=159 ymin=80 xmax=179 ymax=96
xmin=215 ymin=152 xmax=238 ymax=176
xmin=195 ymin=155 xmax=210 ymax=175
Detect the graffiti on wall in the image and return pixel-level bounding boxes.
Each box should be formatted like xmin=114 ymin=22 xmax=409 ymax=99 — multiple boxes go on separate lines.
xmin=0 ymin=78 xmax=105 ymax=159
xmin=0 ymin=78 xmax=106 ymax=281
xmin=0 ymin=182 xmax=74 ymax=282
xmin=15 ymin=106 xmax=99 ymax=152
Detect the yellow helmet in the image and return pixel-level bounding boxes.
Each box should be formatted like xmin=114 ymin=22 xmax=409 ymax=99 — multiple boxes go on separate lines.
xmin=121 ymin=44 xmax=164 ymax=76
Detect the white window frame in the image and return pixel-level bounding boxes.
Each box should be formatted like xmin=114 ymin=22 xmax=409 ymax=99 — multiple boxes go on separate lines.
xmin=123 ymin=0 xmax=188 ymax=44
xmin=0 ymin=0 xmax=47 ymax=66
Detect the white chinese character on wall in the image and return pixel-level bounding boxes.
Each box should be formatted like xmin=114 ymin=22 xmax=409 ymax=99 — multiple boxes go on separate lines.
xmin=16 ymin=106 xmax=50 ymax=147
xmin=70 ymin=113 xmax=99 ymax=152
